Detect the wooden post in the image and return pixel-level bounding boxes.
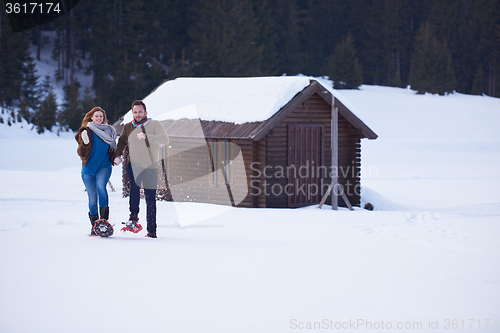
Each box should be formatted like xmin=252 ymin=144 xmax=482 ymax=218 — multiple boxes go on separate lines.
xmin=318 ymin=93 xmax=354 ymax=211
xmin=331 ymin=96 xmax=338 ymax=210
xmin=318 ymin=181 xmax=334 ymax=208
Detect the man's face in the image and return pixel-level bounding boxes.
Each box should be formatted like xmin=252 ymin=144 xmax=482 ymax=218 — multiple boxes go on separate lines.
xmin=132 ymin=105 xmax=147 ymax=123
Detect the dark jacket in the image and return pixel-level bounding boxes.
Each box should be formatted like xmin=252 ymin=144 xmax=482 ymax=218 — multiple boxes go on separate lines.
xmin=75 ymin=127 xmax=115 ymax=166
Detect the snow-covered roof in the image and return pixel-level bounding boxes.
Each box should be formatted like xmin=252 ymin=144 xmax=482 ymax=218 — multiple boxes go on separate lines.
xmin=118 ymin=76 xmax=377 ymax=140
xmin=121 ymin=77 xmax=344 ymax=124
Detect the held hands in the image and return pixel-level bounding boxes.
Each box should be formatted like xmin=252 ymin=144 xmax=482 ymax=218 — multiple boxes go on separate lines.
xmin=137 ymin=132 xmax=146 ymax=140
xmin=114 ymin=156 xmax=122 ymax=166
xmin=81 ymin=130 xmax=90 ymax=145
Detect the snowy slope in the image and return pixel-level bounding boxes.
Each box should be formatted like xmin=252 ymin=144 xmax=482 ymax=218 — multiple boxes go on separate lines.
xmin=29 ymin=31 xmax=94 ymax=106
xmin=341 ymin=85 xmax=500 ymax=210
xmin=0 ymin=86 xmax=499 ymax=333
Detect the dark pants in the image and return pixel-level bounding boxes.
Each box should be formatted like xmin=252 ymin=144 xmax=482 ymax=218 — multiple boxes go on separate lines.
xmin=127 ymin=163 xmax=157 ymax=234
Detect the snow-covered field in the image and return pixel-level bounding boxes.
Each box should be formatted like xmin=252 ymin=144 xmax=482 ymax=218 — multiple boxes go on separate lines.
xmin=1 ymin=86 xmax=499 ymax=333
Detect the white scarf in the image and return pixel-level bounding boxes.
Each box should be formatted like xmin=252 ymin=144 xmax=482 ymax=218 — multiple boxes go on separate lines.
xmin=87 ymin=122 xmax=118 ymax=151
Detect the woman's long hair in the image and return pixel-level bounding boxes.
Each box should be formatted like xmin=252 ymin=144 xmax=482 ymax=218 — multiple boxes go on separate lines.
xmin=81 ymin=106 xmax=109 ymax=128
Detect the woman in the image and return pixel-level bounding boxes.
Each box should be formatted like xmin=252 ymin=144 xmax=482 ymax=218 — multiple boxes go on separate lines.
xmin=75 ymin=106 xmax=118 ymax=236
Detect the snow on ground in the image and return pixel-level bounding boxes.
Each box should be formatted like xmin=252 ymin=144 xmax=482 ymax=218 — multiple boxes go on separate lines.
xmin=1 ymin=86 xmax=499 ymax=333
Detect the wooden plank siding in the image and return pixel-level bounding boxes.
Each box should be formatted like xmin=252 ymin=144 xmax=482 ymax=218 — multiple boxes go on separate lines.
xmin=123 ymin=137 xmax=256 ymax=208
xmin=122 ymin=137 xmax=264 ymax=208
xmin=251 ymin=138 xmax=267 ymax=208
xmin=262 ymin=93 xmax=361 ymax=208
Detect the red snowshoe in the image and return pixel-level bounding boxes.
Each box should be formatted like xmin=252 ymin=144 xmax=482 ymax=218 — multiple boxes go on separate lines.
xmin=121 ymin=219 xmax=143 ymax=233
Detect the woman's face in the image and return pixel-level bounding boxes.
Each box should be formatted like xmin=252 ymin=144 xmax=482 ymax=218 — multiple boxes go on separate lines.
xmin=91 ymin=111 xmax=104 ymax=125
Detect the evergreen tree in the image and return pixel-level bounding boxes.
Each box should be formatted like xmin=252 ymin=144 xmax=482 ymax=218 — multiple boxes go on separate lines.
xmin=19 ymin=0 xmax=500 ymax=108
xmin=363 ymin=0 xmax=420 ymax=87
xmin=325 ymin=32 xmax=363 ymax=89
xmin=83 ymin=0 xmax=163 ymax=122
xmin=0 ymin=10 xmax=30 ymax=106
xmin=145 ymin=0 xmax=189 ymax=73
xmin=427 ymin=0 xmax=473 ymax=94
xmin=252 ymin=0 xmax=279 ymax=75
xmin=468 ymin=0 xmax=500 ymax=97
xmin=387 ymin=51 xmax=402 ymax=87
xmin=267 ymin=0 xmax=304 ymax=75
xmin=496 ymin=19 xmax=500 ymax=97
xmin=18 ymin=56 xmax=40 ymax=123
xmin=80 ymin=86 xmax=96 ymax=115
xmin=410 ymin=22 xmax=456 ymax=94
xmin=471 ymin=65 xmax=488 ymax=95
xmin=189 ymin=0 xmax=263 ymax=77
xmin=35 ymin=76 xmax=58 ymax=133
xmin=60 ymin=80 xmax=83 ymax=131
xmin=51 ymin=25 xmax=65 ymax=82
xmin=299 ymin=0 xmax=348 ymax=76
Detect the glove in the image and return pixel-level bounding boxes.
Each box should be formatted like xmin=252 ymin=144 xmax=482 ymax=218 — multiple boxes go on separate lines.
xmin=114 ymin=156 xmax=122 ymax=166
xmin=81 ymin=130 xmax=90 ymax=145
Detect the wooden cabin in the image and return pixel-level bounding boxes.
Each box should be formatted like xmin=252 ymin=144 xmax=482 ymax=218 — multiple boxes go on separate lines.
xmin=113 ymin=77 xmax=377 ymax=208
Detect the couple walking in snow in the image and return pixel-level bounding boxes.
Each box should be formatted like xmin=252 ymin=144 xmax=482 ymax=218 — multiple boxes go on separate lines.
xmin=75 ymin=101 xmax=168 ymax=238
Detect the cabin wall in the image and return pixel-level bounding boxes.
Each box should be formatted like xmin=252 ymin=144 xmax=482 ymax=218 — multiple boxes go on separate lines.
xmin=122 ymin=138 xmax=256 ymax=208
xmin=263 ymin=93 xmax=361 ymax=208
xmin=162 ymin=137 xmax=255 ymax=207
xmin=235 ymin=139 xmax=256 ymax=208
xmin=251 ymin=138 xmax=267 ymax=208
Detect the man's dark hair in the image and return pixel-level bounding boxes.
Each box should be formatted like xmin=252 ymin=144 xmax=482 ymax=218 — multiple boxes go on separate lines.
xmin=131 ymin=100 xmax=146 ymax=112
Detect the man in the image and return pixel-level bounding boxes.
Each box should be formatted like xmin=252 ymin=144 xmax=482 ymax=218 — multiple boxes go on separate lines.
xmin=115 ymin=100 xmax=169 ymax=238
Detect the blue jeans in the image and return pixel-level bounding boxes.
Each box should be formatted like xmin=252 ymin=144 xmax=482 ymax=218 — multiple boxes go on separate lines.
xmin=127 ymin=163 xmax=157 ymax=234
xmin=82 ymin=167 xmax=112 ymax=216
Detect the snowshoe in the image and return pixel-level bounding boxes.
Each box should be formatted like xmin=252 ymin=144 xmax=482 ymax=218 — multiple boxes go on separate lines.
xmin=93 ymin=219 xmax=114 ymax=237
xmin=121 ymin=219 xmax=143 ymax=234
xmin=145 ymin=232 xmax=157 ymax=238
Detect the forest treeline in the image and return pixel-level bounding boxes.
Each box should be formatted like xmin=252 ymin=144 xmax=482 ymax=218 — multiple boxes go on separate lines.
xmin=1 ymin=0 xmax=499 ymax=132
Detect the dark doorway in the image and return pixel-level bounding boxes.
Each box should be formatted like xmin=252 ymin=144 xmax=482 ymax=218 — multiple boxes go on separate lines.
xmin=288 ymin=124 xmax=324 ymax=207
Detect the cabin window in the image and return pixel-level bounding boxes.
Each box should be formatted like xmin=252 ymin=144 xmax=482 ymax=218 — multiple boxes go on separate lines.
xmin=208 ymin=140 xmax=234 ymax=186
